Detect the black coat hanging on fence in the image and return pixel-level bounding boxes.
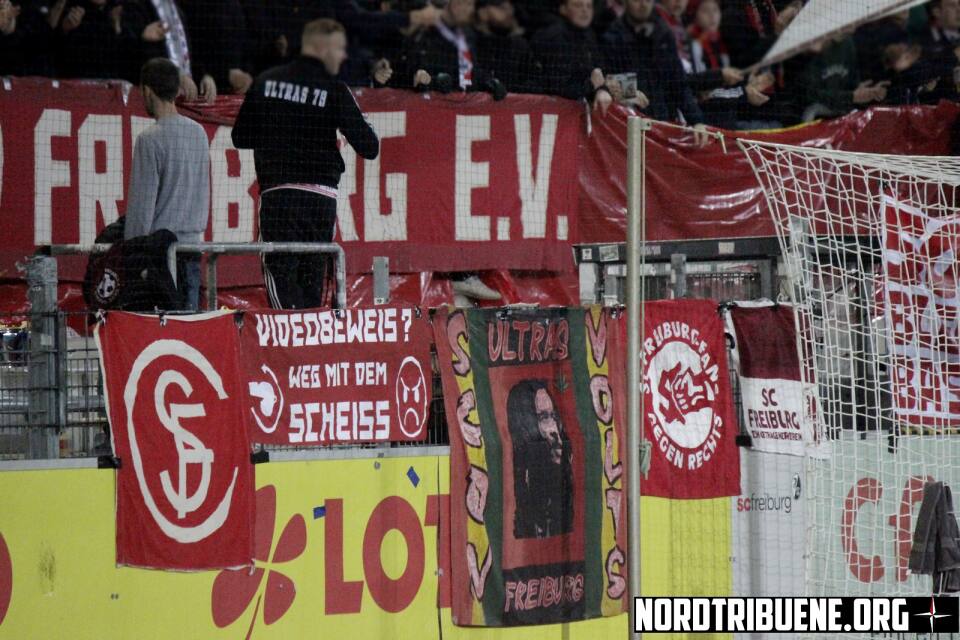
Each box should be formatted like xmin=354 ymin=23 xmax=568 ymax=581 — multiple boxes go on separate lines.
xmin=82 ymin=217 xmax=182 ymax=312
xmin=909 ymin=481 xmax=960 ymax=593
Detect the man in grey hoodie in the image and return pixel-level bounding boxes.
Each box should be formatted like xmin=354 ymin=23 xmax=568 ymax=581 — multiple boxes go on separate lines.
xmin=125 ymin=57 xmax=210 ymax=311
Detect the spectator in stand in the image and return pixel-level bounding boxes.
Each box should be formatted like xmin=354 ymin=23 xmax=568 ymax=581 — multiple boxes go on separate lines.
xmin=665 ymin=0 xmax=747 ymax=103
xmin=688 ymin=0 xmax=772 ymax=128
xmin=54 ymin=0 xmax=130 ymax=79
xmin=532 ymin=0 xmax=612 ymax=112
xmin=124 ymin=58 xmax=210 ymax=311
xmin=657 ymin=0 xmax=691 ymax=70
xmin=394 ymin=0 xmax=506 ymax=97
xmin=0 ymin=0 xmax=63 ymax=75
xmin=799 ymin=32 xmax=888 ymax=121
xmin=721 ymin=0 xmax=800 ymax=68
xmin=917 ymin=0 xmax=960 ymax=103
xmin=119 ymin=0 xmax=217 ymax=100
xmin=179 ymin=0 xmax=254 ymax=97
xmin=475 ymin=0 xmax=542 ymax=93
xmin=855 ymin=10 xmax=942 ymax=105
xmin=855 ymin=10 xmax=911 ymax=81
xmin=720 ymin=0 xmax=803 ymax=127
xmin=602 ymin=0 xmax=702 ymax=123
xmin=247 ymin=0 xmax=440 ymax=77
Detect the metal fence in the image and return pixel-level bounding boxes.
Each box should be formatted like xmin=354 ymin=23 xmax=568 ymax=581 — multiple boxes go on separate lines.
xmin=0 ymin=307 xmax=452 ymax=460
xmin=45 ymin=241 xmax=348 ymax=310
xmin=0 ymin=249 xmax=770 ymax=460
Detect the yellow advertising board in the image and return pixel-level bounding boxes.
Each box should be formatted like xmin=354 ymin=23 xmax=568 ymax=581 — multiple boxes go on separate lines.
xmin=0 ymin=455 xmax=730 ymax=639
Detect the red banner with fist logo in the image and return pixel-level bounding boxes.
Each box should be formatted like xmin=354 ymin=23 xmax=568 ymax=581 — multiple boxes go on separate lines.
xmin=95 ymin=312 xmax=255 ymax=570
xmin=640 ymin=300 xmax=741 ymax=499
xmin=239 ymin=308 xmax=434 ymax=445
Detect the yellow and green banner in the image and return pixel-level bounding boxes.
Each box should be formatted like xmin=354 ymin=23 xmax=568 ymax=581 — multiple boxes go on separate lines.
xmin=433 ymin=307 xmax=628 ymax=626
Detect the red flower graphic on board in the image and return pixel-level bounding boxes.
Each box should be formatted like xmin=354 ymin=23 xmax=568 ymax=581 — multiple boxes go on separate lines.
xmin=211 ymin=485 xmax=306 ymax=638
xmin=0 ymin=532 xmax=11 ymax=625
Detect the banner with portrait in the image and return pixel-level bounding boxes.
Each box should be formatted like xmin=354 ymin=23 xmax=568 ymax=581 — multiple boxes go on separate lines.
xmin=95 ymin=311 xmax=255 ymax=570
xmin=434 ymin=306 xmax=627 ymax=627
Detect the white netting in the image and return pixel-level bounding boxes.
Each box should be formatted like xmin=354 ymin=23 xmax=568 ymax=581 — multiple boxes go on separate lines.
xmin=740 ymin=139 xmax=960 ymax=637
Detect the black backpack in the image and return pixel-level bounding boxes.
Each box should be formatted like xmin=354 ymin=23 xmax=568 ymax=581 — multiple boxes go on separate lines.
xmin=83 ymin=217 xmax=183 ymax=312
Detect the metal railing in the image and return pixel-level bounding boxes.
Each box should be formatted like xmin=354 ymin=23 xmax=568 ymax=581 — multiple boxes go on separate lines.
xmin=0 ymin=307 xmax=451 ymax=460
xmin=43 ymin=241 xmax=347 ymax=310
xmin=4 ymin=248 xmax=765 ymax=461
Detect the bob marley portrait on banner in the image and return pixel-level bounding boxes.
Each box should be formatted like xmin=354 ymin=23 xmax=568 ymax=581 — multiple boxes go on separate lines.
xmin=434 ymin=306 xmax=628 ymax=627
xmin=507 ymin=380 xmax=574 ymax=539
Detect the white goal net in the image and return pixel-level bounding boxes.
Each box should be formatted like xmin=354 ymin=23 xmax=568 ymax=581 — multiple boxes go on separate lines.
xmin=739 ymin=140 xmax=960 ymax=628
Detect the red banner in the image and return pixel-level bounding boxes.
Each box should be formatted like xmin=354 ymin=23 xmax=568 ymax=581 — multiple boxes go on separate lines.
xmin=2 ymin=78 xmax=958 ymax=314
xmin=0 ymin=78 xmax=580 ymax=282
xmin=882 ymin=195 xmax=960 ymax=425
xmin=95 ymin=311 xmax=255 ymax=570
xmin=240 ymin=307 xmax=433 ymax=445
xmin=726 ymin=302 xmax=819 ymax=456
xmin=581 ymin=101 xmax=960 ymax=243
xmin=640 ymin=300 xmax=741 ymax=499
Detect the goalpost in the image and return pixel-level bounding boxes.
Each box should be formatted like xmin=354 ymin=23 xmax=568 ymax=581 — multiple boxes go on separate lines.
xmin=739 ymin=139 xmax=960 ymax=623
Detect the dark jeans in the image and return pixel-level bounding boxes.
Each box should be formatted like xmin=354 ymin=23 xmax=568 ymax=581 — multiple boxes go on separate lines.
xmin=178 ymin=256 xmax=201 ymax=312
xmin=259 ymin=188 xmax=337 ymax=310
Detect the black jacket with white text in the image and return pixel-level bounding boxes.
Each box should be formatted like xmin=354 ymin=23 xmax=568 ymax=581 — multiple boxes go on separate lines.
xmin=231 ymin=55 xmax=380 ymax=191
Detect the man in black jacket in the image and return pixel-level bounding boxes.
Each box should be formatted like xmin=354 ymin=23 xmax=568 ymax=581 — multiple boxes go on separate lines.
xmin=54 ymin=0 xmax=128 ymax=78
xmin=232 ymin=18 xmax=380 ymax=309
xmin=475 ymin=0 xmax=541 ymax=94
xmin=243 ymin=0 xmax=439 ymax=81
xmin=396 ymin=0 xmax=493 ymax=92
xmin=916 ymin=0 xmax=960 ymax=104
xmin=0 ymin=0 xmax=59 ymax=76
xmin=602 ymin=0 xmax=702 ymax=124
xmin=530 ymin=0 xmax=611 ymax=111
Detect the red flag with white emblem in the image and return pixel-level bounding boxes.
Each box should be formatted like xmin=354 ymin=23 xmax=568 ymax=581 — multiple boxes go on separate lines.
xmin=640 ymin=300 xmax=741 ymax=498
xmin=95 ymin=311 xmax=254 ymax=570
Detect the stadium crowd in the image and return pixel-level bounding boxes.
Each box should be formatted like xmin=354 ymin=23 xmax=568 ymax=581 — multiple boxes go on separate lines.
xmin=1 ymin=0 xmax=959 ymax=129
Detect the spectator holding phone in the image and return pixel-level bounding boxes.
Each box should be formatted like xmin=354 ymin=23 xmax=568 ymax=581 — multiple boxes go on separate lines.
xmin=602 ymin=0 xmax=702 ymax=123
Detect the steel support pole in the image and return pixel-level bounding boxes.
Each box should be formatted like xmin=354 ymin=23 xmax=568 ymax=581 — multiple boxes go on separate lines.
xmin=206 ymin=254 xmax=219 ymax=311
xmin=626 ymin=117 xmax=649 ymax=639
xmin=25 ymin=256 xmax=60 ymax=459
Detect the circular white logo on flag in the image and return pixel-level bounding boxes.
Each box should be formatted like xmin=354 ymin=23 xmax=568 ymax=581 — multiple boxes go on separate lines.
xmin=123 ymin=339 xmax=239 ymax=543
xmin=644 ymin=321 xmax=724 ymax=470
